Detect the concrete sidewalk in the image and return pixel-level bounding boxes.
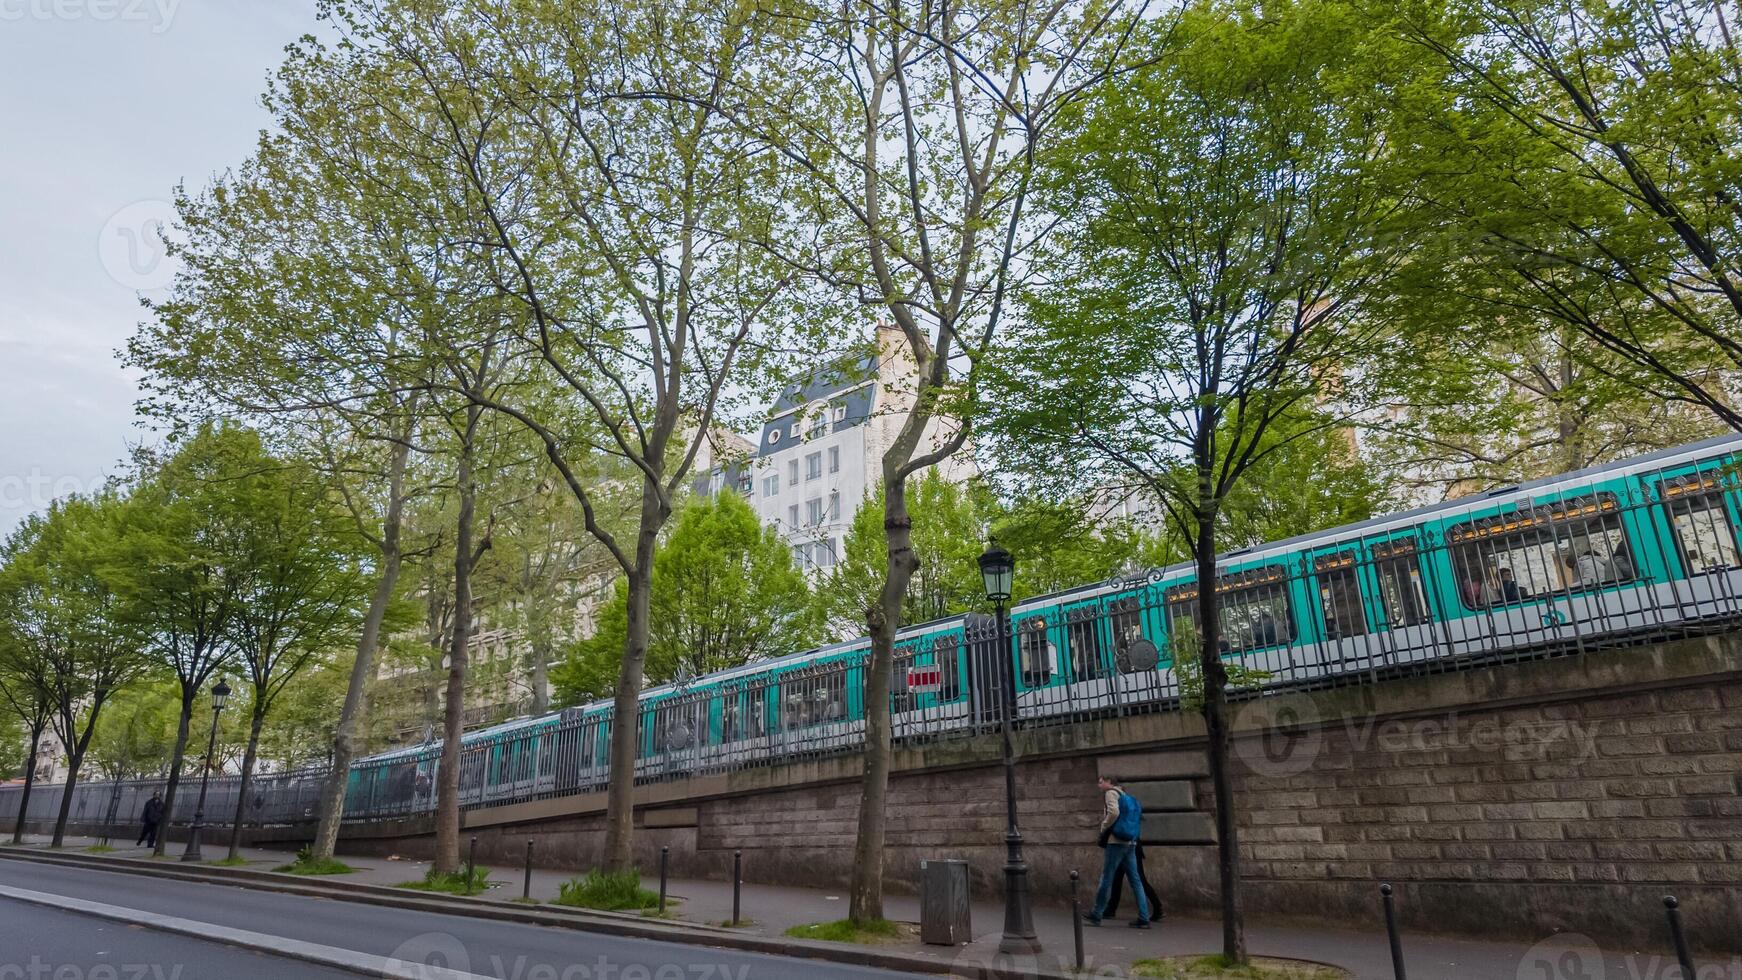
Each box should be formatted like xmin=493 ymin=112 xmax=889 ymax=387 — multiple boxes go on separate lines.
xmin=2 ymin=835 xmax=1709 ymax=980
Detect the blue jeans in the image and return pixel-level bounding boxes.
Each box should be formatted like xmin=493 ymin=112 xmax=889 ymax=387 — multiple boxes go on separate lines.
xmin=1092 ymin=840 xmax=1148 ymax=922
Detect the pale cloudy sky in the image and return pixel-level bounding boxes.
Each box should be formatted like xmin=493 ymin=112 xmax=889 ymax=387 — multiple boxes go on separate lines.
xmin=0 ymin=0 xmax=321 ymax=531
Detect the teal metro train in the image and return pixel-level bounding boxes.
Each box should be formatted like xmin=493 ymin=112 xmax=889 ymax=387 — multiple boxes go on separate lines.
xmin=341 ymin=433 xmax=1742 ymax=820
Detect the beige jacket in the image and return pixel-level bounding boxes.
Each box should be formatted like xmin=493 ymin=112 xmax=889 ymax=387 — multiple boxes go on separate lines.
xmin=1099 ymin=788 xmax=1122 ymax=833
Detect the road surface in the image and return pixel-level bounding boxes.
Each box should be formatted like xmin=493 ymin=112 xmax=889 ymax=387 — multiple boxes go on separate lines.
xmin=0 ymin=859 xmax=919 ymax=980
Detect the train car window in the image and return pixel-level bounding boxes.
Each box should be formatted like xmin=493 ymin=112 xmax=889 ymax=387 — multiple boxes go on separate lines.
xmin=1067 ymin=610 xmax=1107 ymax=681
xmin=1448 ymin=492 xmax=1636 ymax=609
xmin=1660 ymin=475 xmax=1741 ymax=573
xmin=1314 ymin=552 xmax=1370 ymax=639
xmin=781 ymin=669 xmax=846 ymax=728
xmin=1110 ymin=596 xmax=1146 ymax=672
xmin=1018 ymin=617 xmax=1054 ymax=686
xmin=1372 ymin=539 xmax=1430 ymax=627
xmin=723 ymin=690 xmax=766 ymax=741
xmin=935 ymin=635 xmax=962 ymax=701
xmin=892 ymin=650 xmax=916 ymax=711
xmin=1164 ymin=566 xmax=1296 ymax=652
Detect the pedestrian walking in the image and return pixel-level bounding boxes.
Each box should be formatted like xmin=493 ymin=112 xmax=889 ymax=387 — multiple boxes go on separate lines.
xmin=1083 ymin=775 xmax=1150 ymax=929
xmin=136 ymin=792 xmax=163 ymax=848
xmin=1102 ymin=831 xmax=1164 ymax=921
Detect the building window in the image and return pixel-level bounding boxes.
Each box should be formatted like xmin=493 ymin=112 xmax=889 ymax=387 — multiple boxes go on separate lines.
xmin=763 ymin=474 xmax=779 ymax=497
xmin=815 ymin=537 xmax=837 ymax=568
xmin=792 ymin=542 xmax=809 ymax=565
xmin=768 ymin=429 xmax=781 ymax=444
xmin=806 ymin=452 xmax=822 ymax=480
xmin=829 ymin=492 xmax=840 ymax=521
xmin=807 ymin=497 xmax=825 ymax=525
xmin=788 ymin=504 xmax=799 ymax=527
xmin=828 ymin=447 xmax=840 ymax=473
xmin=788 ymin=460 xmax=799 ymax=485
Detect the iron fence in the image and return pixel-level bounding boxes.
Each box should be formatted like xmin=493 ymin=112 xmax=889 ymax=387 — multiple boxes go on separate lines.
xmin=8 ymin=452 xmax=1742 ymax=833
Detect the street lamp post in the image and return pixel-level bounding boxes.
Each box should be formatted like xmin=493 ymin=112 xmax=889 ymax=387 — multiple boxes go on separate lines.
xmin=979 ymin=541 xmax=1040 ymax=955
xmin=180 ymin=677 xmax=231 ymax=862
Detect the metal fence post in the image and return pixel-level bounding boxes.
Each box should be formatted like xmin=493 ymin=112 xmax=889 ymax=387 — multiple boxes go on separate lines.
xmin=523 ymin=839 xmax=534 ymax=901
xmin=659 ymin=846 xmax=669 ymax=913
xmin=1381 ymin=883 xmax=1406 ymax=980
xmin=467 ymin=835 xmax=478 ymax=887
xmin=732 ymin=849 xmax=742 ymax=926
xmin=1070 ymin=870 xmax=1084 ymax=971
xmin=1664 ymin=896 xmax=1696 ymax=980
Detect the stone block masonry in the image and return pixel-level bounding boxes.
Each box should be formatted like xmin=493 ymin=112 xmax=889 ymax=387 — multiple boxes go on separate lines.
xmin=332 ymin=633 xmax=1742 ymax=951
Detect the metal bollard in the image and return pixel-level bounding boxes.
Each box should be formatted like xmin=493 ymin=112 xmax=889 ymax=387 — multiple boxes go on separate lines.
xmin=659 ymin=846 xmax=669 ymax=914
xmin=1664 ymin=896 xmax=1697 ymax=980
xmin=1070 ymin=870 xmax=1084 ymax=972
xmin=1381 ymin=884 xmax=1406 ymax=980
xmin=732 ymin=850 xmax=742 ymax=926
xmin=467 ymin=836 xmax=478 ymax=888
xmin=523 ymin=839 xmax=534 ymax=901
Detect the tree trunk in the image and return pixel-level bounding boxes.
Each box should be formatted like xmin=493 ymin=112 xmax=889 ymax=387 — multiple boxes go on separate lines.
xmin=848 ymin=473 xmax=918 ymax=924
xmin=227 ymin=705 xmax=267 ymax=861
xmin=153 ymin=690 xmax=196 ymax=857
xmin=308 ymin=434 xmax=410 ymax=864
xmin=434 ymin=433 xmax=479 ymax=875
xmin=10 ymin=722 xmax=42 ymax=844
xmin=1194 ymin=507 xmax=1247 ymax=964
xmin=529 ymin=631 xmax=551 ymax=716
xmin=602 ymin=485 xmax=663 ymax=875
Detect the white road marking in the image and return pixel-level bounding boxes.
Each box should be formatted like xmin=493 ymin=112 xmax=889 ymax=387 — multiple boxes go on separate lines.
xmin=0 ymin=883 xmax=495 ymax=980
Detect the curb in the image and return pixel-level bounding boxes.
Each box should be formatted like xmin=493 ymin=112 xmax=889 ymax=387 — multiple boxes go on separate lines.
xmin=0 ymin=847 xmax=1091 ymax=980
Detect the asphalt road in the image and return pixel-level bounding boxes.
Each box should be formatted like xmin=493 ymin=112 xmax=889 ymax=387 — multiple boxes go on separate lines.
xmin=0 ymin=860 xmax=918 ymax=980
xmin=0 ymin=898 xmax=366 ymax=979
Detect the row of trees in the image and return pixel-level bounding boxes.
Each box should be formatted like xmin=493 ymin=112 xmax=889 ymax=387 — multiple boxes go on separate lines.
xmin=0 ymin=424 xmax=373 ymax=858
xmin=0 ymin=0 xmax=1724 ymax=966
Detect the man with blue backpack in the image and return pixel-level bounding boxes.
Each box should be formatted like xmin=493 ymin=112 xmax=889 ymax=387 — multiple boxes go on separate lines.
xmin=1085 ymin=774 xmax=1151 ymax=928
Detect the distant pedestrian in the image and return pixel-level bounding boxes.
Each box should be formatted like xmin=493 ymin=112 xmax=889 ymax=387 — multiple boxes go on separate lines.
xmin=136 ymin=792 xmax=163 ymax=848
xmin=1083 ymin=775 xmax=1150 ymax=929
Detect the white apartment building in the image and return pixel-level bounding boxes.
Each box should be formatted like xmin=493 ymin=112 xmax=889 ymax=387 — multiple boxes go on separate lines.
xmin=732 ymin=325 xmax=975 ymax=574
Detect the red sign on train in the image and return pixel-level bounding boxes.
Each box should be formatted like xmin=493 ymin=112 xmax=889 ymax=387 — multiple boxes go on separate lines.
xmin=906 ymin=665 xmax=942 ymax=693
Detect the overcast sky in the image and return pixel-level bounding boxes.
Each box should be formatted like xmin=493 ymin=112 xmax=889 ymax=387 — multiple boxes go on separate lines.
xmin=0 ymin=0 xmax=321 ymax=531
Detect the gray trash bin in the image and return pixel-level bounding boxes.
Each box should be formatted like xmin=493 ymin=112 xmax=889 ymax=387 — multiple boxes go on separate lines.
xmin=919 ymin=859 xmax=972 ymax=945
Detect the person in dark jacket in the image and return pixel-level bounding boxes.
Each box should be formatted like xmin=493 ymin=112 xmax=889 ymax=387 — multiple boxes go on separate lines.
xmin=136 ymin=792 xmax=163 ymax=847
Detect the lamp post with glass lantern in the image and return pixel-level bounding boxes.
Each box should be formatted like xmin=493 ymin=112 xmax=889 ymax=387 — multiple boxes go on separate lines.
xmin=978 ymin=540 xmax=1040 ymax=954
xmin=180 ymin=677 xmax=231 ymax=862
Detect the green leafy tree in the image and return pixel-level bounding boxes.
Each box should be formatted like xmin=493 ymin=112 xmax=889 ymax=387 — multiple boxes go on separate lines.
xmin=554 ymin=492 xmax=819 ymax=705
xmin=86 ymin=677 xmax=183 ymax=781
xmin=0 ymin=653 xmax=52 ymax=843
xmin=0 ymin=492 xmax=150 ymax=846
xmin=220 ymin=452 xmax=374 ymax=860
xmin=987 ymin=2 xmax=1418 ymax=961
xmin=1385 ymin=0 xmax=1742 ymax=431
xmin=117 ymin=422 xmax=276 ymax=854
